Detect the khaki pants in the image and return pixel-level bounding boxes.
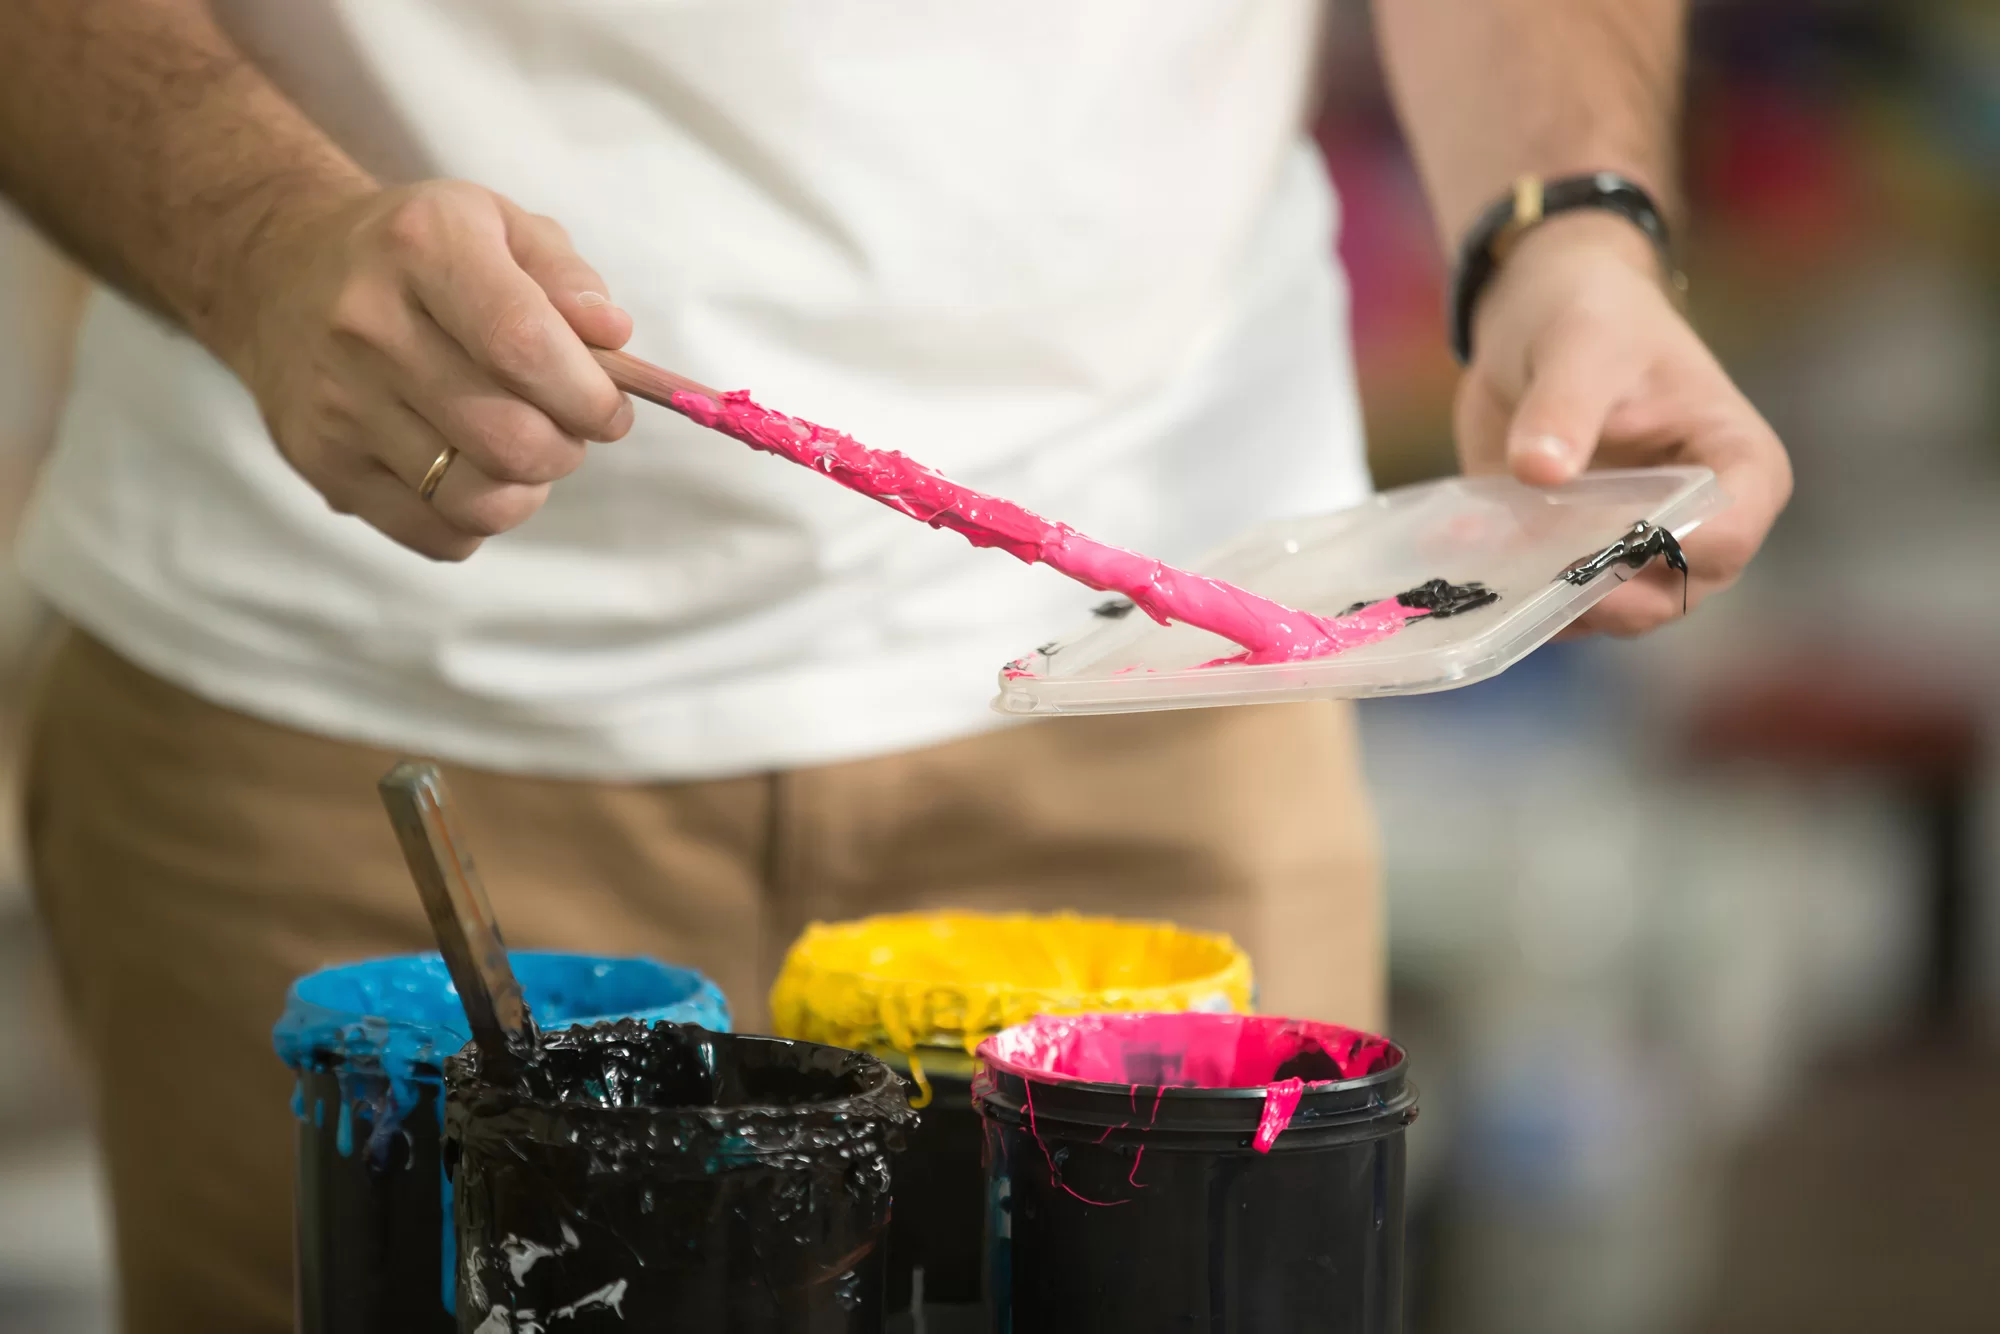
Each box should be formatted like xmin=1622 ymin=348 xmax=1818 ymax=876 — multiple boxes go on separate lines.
xmin=24 ymin=630 xmax=1381 ymax=1334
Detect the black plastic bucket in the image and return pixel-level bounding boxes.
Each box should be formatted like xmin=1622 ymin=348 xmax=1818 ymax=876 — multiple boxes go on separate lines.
xmin=973 ymin=1012 xmax=1416 ymax=1334
xmin=445 ymin=1020 xmax=918 ymax=1332
xmin=272 ymin=953 xmax=728 ymax=1333
xmin=882 ymin=1060 xmax=983 ymax=1328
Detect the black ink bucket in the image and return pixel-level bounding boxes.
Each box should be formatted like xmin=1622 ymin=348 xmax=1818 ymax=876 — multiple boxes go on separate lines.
xmin=445 ymin=1020 xmax=918 ymax=1332
xmin=880 ymin=1058 xmax=983 ymax=1326
xmin=973 ymin=1012 xmax=1416 ymax=1334
xmin=272 ymin=953 xmax=729 ymax=1333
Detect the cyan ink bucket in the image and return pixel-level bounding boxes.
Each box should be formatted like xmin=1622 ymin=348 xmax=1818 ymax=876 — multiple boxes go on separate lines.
xmin=974 ymin=1012 xmax=1416 ymax=1334
xmin=444 ymin=1020 xmax=917 ymax=1332
xmin=272 ymin=952 xmax=729 ymax=1334
xmin=769 ymin=911 xmax=1254 ymax=1322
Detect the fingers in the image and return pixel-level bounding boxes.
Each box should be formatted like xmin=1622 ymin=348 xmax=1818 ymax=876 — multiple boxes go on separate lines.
xmin=331 ymin=466 xmax=487 ymax=563
xmin=360 ymin=308 xmax=591 ymax=487
xmin=385 ymin=186 xmax=632 ymax=442
xmin=1503 ymin=322 xmax=1629 ymax=486
xmin=361 ymin=397 xmax=553 ymax=541
xmin=1565 ymin=568 xmax=1694 ymax=639
xmin=1684 ymin=404 xmax=1793 ymax=594
xmin=502 ymin=201 xmax=635 ymax=354
xmin=261 ymin=181 xmax=635 ymax=562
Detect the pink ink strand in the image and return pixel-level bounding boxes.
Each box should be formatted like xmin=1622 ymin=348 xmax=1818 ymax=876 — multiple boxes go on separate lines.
xmin=670 ymin=388 xmax=1429 ymax=663
xmin=1252 ymin=1077 xmax=1306 ymax=1154
xmin=979 ymin=1012 xmax=1398 ymax=1160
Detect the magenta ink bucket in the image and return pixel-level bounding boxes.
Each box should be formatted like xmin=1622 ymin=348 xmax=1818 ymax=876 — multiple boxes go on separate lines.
xmin=972 ymin=1012 xmax=1416 ymax=1333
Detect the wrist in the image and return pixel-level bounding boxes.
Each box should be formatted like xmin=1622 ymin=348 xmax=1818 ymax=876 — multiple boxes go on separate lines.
xmin=1447 ymin=172 xmax=1682 ymax=365
xmin=196 ymin=168 xmax=377 ymax=376
xmin=1502 ymin=210 xmax=1659 ymax=281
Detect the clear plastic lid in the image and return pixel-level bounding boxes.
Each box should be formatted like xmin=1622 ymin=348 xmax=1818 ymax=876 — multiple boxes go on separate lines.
xmin=993 ymin=466 xmax=1727 ymax=716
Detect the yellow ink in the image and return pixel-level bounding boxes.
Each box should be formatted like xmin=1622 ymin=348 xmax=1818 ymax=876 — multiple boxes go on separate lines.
xmin=769 ymin=911 xmax=1254 ymax=1105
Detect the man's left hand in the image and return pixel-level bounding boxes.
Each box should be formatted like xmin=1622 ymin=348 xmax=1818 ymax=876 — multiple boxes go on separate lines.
xmin=1454 ymin=211 xmax=1793 ymax=637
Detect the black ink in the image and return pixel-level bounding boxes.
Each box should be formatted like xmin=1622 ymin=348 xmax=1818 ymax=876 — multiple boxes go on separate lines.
xmin=884 ymin=1071 xmax=986 ymax=1315
xmin=447 ymin=1021 xmax=916 ymax=1332
xmin=1092 ymin=599 xmax=1137 ymax=619
xmin=293 ymin=1070 xmax=454 ymax=1334
xmin=1561 ymin=520 xmax=1689 ymax=613
xmin=1391 ymin=577 xmax=1500 ymax=618
xmin=1342 ymin=577 xmax=1499 ymax=620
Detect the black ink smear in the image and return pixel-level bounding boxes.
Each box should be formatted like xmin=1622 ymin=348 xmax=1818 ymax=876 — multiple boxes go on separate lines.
xmin=1391 ymin=577 xmax=1499 ymax=618
xmin=1092 ymin=599 xmax=1136 ymax=619
xmin=1560 ymin=521 xmax=1690 ymax=613
xmin=1342 ymin=578 xmax=1498 ymax=620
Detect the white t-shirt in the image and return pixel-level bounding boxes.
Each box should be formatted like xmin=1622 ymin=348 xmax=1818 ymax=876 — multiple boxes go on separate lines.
xmin=18 ymin=0 xmax=1370 ymax=780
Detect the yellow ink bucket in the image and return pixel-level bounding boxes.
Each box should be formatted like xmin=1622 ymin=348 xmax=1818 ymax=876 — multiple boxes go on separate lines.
xmin=768 ymin=910 xmax=1254 ymax=1106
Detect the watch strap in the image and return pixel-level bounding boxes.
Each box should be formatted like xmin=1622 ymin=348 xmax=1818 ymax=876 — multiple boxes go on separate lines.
xmin=1448 ymin=171 xmax=1683 ymax=366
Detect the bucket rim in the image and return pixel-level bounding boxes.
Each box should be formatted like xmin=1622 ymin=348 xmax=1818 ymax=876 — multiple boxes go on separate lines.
xmin=282 ymin=949 xmax=718 ymax=1014
xmin=772 ymin=909 xmax=1249 ymax=995
xmin=444 ymin=1022 xmax=920 ymax=1174
xmin=973 ymin=1011 xmax=1406 ymax=1102
xmin=767 ymin=910 xmax=1255 ymax=1064
xmin=274 ymin=950 xmax=729 ymax=1069
xmin=445 ymin=1022 xmax=915 ymax=1125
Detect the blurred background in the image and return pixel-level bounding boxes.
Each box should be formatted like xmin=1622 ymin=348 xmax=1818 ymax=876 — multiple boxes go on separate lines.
xmin=2 ymin=0 xmax=1997 ymax=1330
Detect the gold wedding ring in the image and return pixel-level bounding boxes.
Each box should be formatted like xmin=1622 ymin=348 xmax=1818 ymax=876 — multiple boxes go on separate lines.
xmin=417 ymin=447 xmax=457 ymax=503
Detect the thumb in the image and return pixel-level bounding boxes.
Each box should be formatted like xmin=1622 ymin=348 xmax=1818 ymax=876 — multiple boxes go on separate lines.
xmin=1504 ymin=335 xmax=1626 ymax=486
xmin=501 ymin=201 xmax=634 ymax=352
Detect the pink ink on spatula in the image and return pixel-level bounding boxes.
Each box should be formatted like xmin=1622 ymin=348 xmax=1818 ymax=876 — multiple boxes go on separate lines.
xmin=596 ymin=348 xmax=1439 ymax=664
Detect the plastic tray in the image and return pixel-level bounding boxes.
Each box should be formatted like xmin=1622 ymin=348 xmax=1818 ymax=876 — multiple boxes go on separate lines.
xmin=993 ymin=466 xmax=1727 ymax=716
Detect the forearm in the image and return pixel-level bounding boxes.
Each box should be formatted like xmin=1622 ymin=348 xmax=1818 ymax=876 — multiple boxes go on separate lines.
xmin=1372 ymin=0 xmax=1685 ymax=250
xmin=0 ymin=0 xmax=373 ymax=361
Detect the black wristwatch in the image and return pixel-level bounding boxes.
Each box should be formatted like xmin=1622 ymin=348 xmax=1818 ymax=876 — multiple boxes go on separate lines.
xmin=1447 ymin=171 xmax=1685 ymax=365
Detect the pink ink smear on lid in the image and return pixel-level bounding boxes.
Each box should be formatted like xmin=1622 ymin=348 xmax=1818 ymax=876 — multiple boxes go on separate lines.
xmin=977 ymin=1011 xmax=1399 ymax=1155
xmin=670 ymin=388 xmax=1437 ymax=665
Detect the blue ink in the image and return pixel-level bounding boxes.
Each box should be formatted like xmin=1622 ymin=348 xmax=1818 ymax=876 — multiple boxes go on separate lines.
xmin=273 ymin=951 xmax=730 ymax=1131
xmin=290 ymin=1082 xmax=304 ymax=1120
xmin=272 ymin=951 xmax=730 ymax=1318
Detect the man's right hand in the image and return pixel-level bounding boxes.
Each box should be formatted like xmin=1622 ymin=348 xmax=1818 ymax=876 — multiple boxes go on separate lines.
xmin=220 ymin=180 xmax=635 ymax=560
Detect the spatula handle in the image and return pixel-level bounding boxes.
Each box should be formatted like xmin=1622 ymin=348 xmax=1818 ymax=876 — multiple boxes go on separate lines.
xmin=592 ymin=347 xmax=723 ymax=413
xmin=378 ymin=761 xmax=537 ymax=1070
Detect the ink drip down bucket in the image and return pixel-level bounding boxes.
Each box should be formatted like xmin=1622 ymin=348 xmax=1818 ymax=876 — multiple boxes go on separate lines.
xmin=767 ymin=910 xmax=1254 ymax=1323
xmin=975 ymin=1012 xmax=1416 ymax=1334
xmin=271 ymin=952 xmax=729 ymax=1334
xmin=443 ymin=1021 xmax=917 ymax=1332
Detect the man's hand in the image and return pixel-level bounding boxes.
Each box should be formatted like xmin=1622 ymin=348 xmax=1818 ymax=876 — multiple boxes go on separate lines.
xmin=0 ymin=3 xmax=638 ymax=561
xmin=222 ymin=181 xmax=635 ymax=561
xmin=1455 ymin=213 xmax=1793 ymax=636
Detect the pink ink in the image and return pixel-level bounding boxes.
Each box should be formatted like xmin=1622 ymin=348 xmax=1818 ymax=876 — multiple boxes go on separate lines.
xmin=981 ymin=1012 xmax=1394 ymax=1088
xmin=670 ymin=388 xmax=1421 ymax=663
xmin=1252 ymin=1077 xmax=1305 ymax=1153
xmin=1196 ymin=597 xmax=1427 ymax=669
xmin=1021 ymin=1074 xmax=1126 ymax=1208
xmin=978 ymin=1012 xmax=1398 ymax=1158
